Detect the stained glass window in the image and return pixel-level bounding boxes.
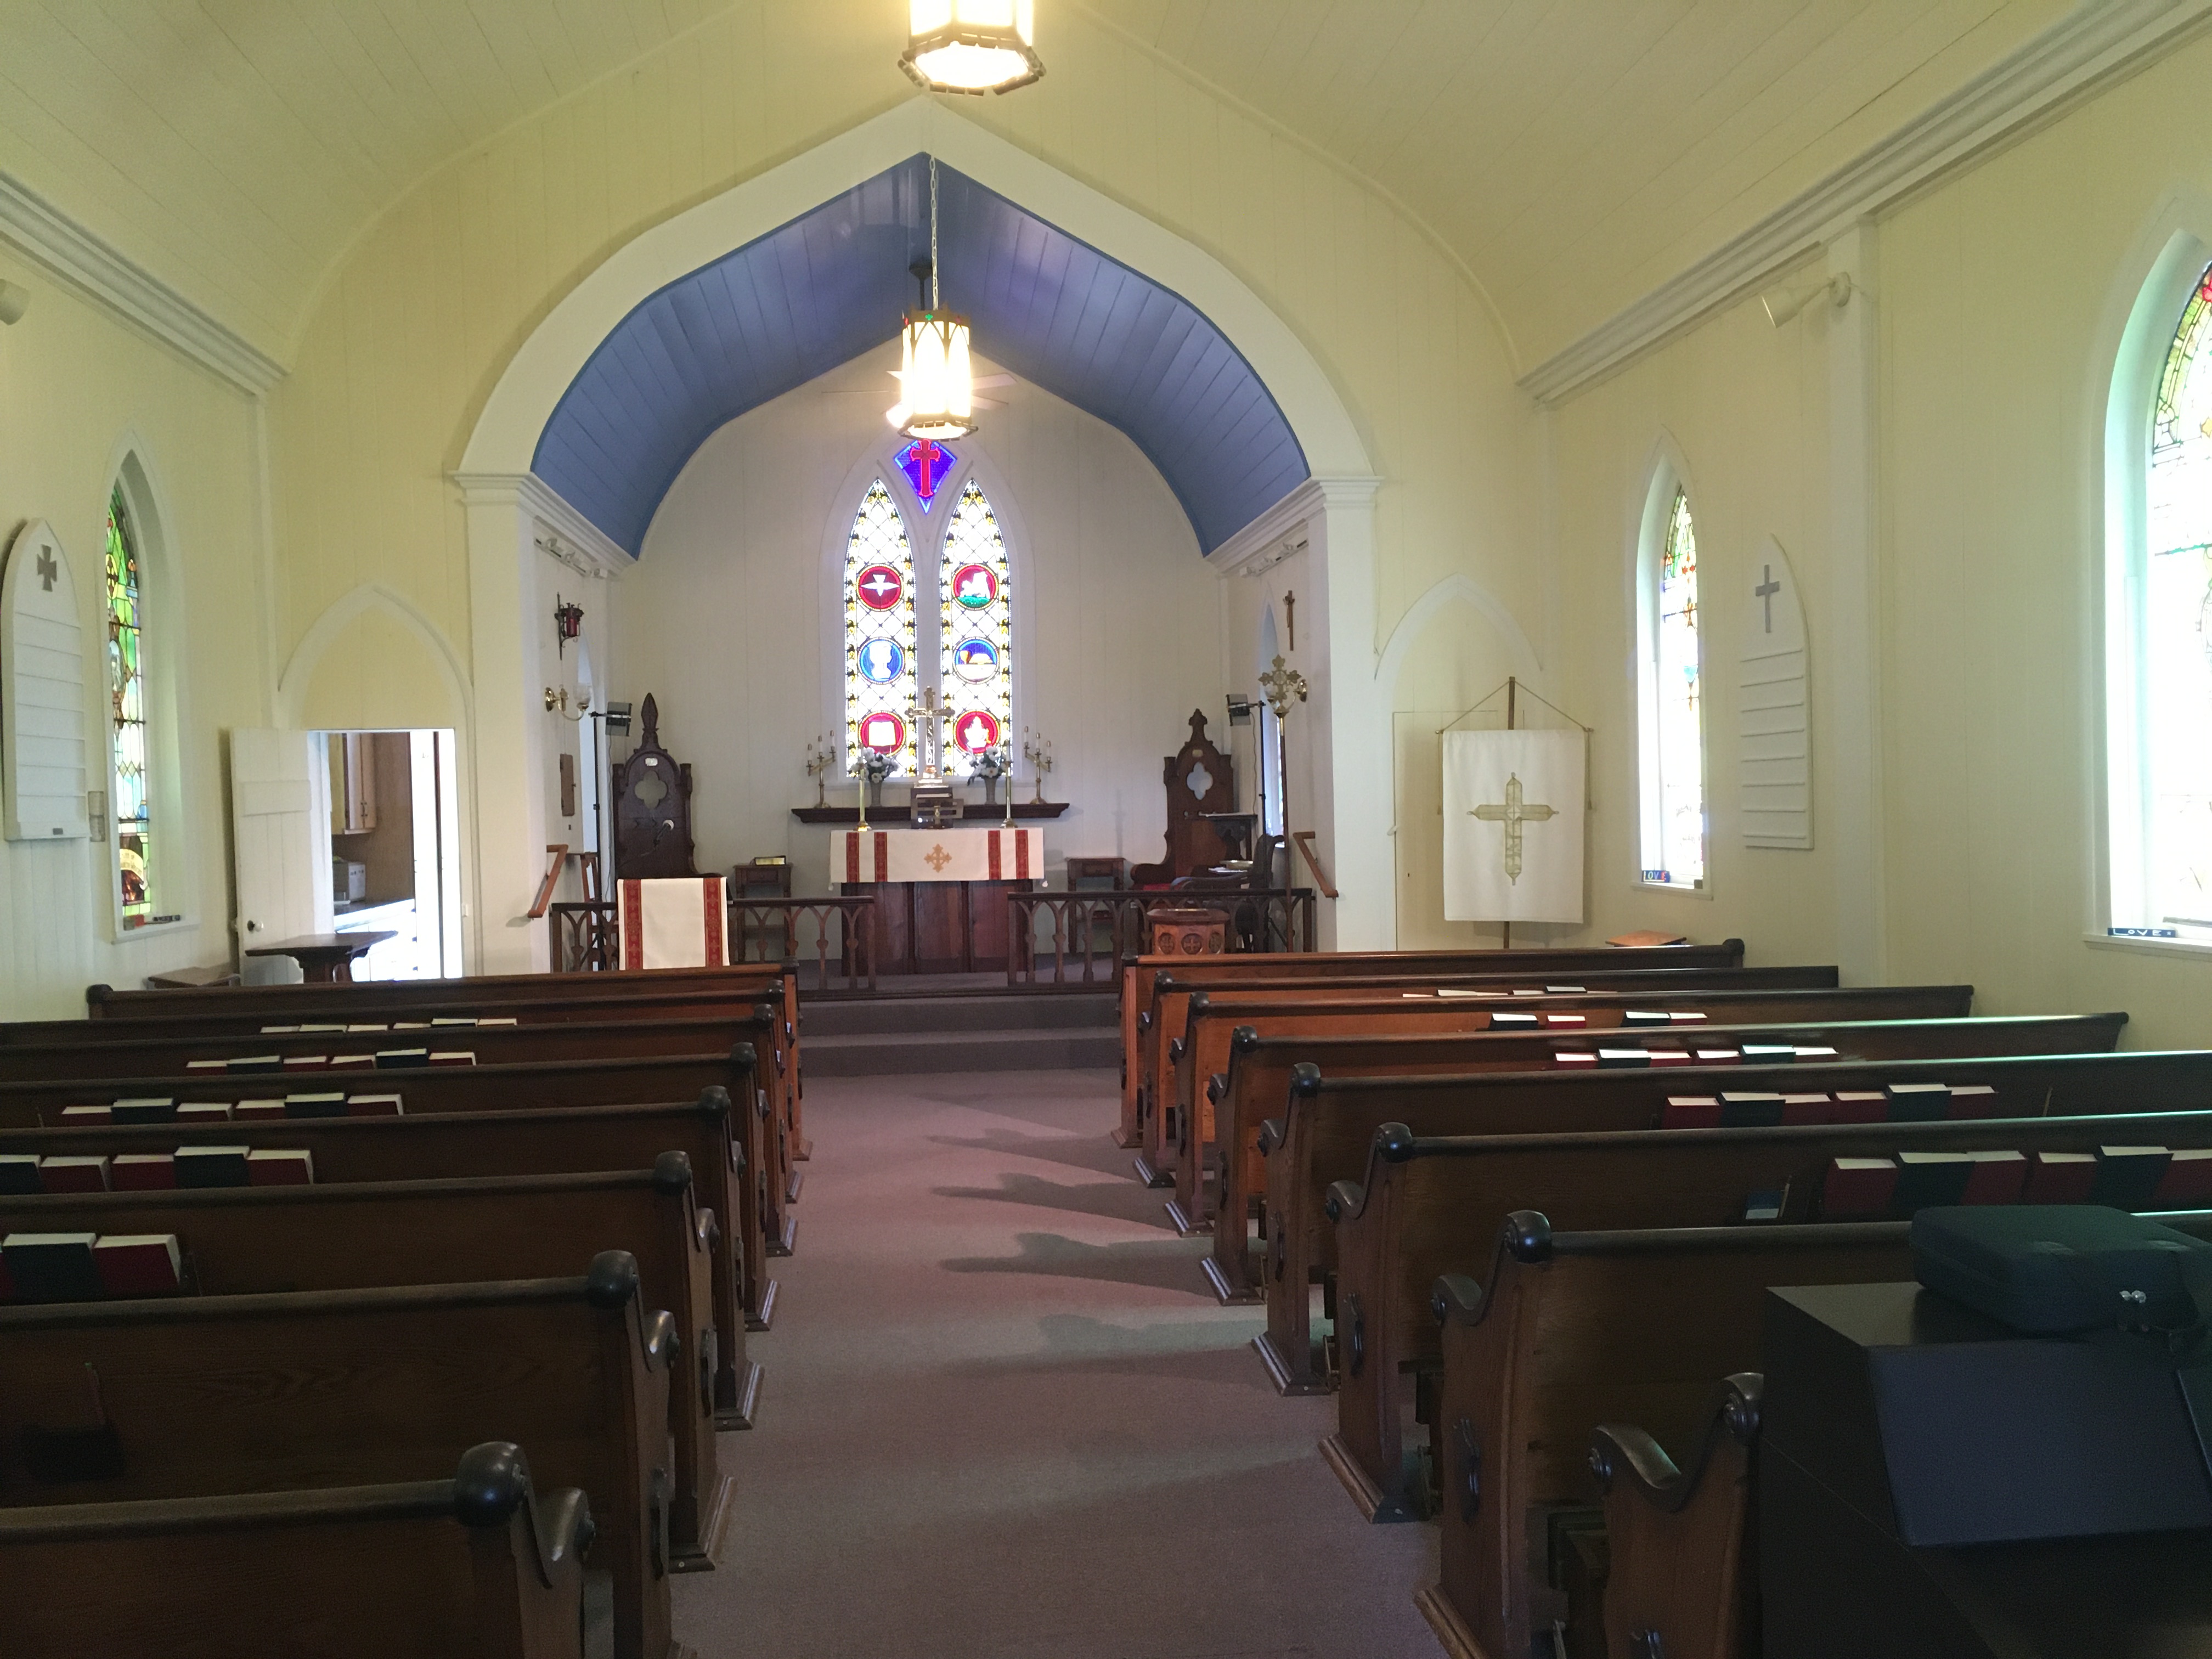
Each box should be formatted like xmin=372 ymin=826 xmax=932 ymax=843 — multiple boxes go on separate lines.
xmin=844 ymin=479 xmax=920 ymax=777
xmin=896 ymin=439 xmax=957 ymax=512
xmin=105 ymin=484 xmax=154 ymax=927
xmin=2141 ymin=260 xmax=2212 ymax=932
xmin=939 ymin=479 xmax=1012 ymax=778
xmin=1645 ymin=486 xmax=1706 ymax=888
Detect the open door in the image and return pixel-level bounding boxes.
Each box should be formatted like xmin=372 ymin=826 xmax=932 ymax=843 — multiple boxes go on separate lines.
xmin=230 ymin=729 xmax=321 ymax=982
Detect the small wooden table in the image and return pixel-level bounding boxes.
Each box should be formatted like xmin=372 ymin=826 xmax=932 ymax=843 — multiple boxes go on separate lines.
xmin=246 ymin=932 xmax=397 ymax=984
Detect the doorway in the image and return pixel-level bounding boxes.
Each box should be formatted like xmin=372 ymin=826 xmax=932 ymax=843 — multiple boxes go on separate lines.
xmin=315 ymin=729 xmax=460 ymax=980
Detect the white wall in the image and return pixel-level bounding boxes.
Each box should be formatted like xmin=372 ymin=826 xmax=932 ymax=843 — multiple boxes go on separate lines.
xmin=613 ymin=341 xmax=1224 ymax=895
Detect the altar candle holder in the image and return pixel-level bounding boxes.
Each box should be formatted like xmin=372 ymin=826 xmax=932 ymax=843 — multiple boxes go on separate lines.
xmin=1023 ymin=728 xmax=1054 ymax=804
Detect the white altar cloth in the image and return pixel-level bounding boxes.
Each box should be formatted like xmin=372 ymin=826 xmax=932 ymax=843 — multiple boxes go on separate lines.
xmin=835 ymin=827 xmax=1042 ymax=884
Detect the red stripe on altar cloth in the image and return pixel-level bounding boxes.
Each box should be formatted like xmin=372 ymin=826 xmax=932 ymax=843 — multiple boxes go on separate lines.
xmin=872 ymin=832 xmax=889 ymax=883
xmin=988 ymin=831 xmax=1003 ymax=881
xmin=619 ymin=881 xmax=645 ymax=971
xmin=702 ymin=877 xmax=726 ymax=966
xmin=844 ymin=832 xmax=860 ymax=885
xmin=1015 ymin=829 xmax=1031 ymax=879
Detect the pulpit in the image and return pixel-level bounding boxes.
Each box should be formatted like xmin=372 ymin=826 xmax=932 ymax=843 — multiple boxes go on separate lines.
xmin=833 ymin=827 xmax=1043 ymax=974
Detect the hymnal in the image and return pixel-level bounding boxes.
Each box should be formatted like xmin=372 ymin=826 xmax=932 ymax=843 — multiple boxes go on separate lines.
xmin=1 ymin=1232 xmax=102 ymax=1302
xmin=1742 ymin=1189 xmax=1786 ymax=1223
xmin=431 ymin=1017 xmax=477 ymax=1028
xmin=1741 ymin=1043 xmax=1796 ymax=1065
xmin=1544 ymin=1014 xmax=1587 ymax=1025
xmin=1884 ymin=1081 xmax=1952 ymax=1121
xmin=93 ymin=1234 xmax=183 ymax=1297
xmin=478 ymin=1017 xmax=518 ymax=1027
xmin=1961 ymin=1149 xmax=2029 ymax=1205
xmin=1489 ymin=1011 xmax=1539 ymax=1026
xmin=1793 ymin=1046 xmax=1839 ymax=1062
xmin=1946 ymin=1083 xmax=2002 ymax=1119
xmin=344 ymin=1024 xmax=386 ymax=1034
xmin=1661 ymin=1095 xmax=1722 ymax=1128
xmin=174 ymin=1146 xmax=252 ymax=1189
xmin=38 ymin=1155 xmax=111 ymax=1193
xmin=246 ymin=1148 xmax=314 ymax=1186
xmin=59 ymin=1105 xmax=112 ymax=1123
xmin=346 ymin=1094 xmax=404 ymax=1116
xmin=225 ymin=1055 xmax=283 ymax=1075
xmin=326 ymin=1054 xmax=375 ymax=1071
xmin=111 ymin=1097 xmax=177 ymax=1124
xmin=1822 ymin=1156 xmax=1899 ymax=1219
xmin=1781 ymin=1093 xmax=1836 ymax=1125
xmin=0 ymin=1155 xmax=41 ymax=1195
xmin=1553 ymin=1051 xmax=1598 ymax=1069
xmin=1893 ymin=1151 xmax=1973 ymax=1212
xmin=280 ymin=1054 xmax=331 ymax=1070
xmin=178 ymin=1102 xmax=234 ymax=1121
xmin=2023 ymin=1149 xmax=2097 ymax=1204
xmin=1832 ymin=1090 xmax=1888 ymax=1123
xmin=1718 ymin=1091 xmax=1786 ymax=1127
xmin=110 ymin=1153 xmax=178 ymax=1191
xmin=1622 ymin=1011 xmax=1671 ymax=1028
xmin=428 ymin=1051 xmax=475 ymax=1068
xmin=283 ymin=1092 xmax=348 ymax=1119
xmin=374 ymin=1048 xmax=430 ymax=1069
xmin=1694 ymin=1049 xmax=1742 ymax=1065
xmin=1647 ymin=1049 xmax=1694 ymax=1068
xmin=1542 ymin=985 xmax=1587 ymax=994
xmin=2091 ymin=1145 xmax=2173 ymax=1210
xmin=234 ymin=1099 xmax=285 ymax=1119
xmin=1597 ymin=1048 xmax=1651 ymax=1069
xmin=2155 ymin=1148 xmax=2212 ymax=1206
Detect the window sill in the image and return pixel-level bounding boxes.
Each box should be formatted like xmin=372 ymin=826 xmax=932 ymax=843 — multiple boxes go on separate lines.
xmin=2083 ymin=930 xmax=2212 ymax=961
xmin=113 ymin=916 xmax=201 ymax=945
xmin=1635 ymin=880 xmax=1712 ymax=901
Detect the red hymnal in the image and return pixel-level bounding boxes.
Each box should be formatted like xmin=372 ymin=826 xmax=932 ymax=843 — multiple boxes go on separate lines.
xmin=1832 ymin=1091 xmax=1888 ymax=1124
xmin=1822 ymin=1158 xmax=1899 ymax=1219
xmin=1662 ymin=1096 xmax=1723 ymax=1128
xmin=93 ymin=1234 xmax=183 ymax=1297
xmin=1695 ymin=1049 xmax=1742 ymax=1066
xmin=2023 ymin=1150 xmax=2097 ymax=1204
xmin=38 ymin=1156 xmax=111 ymax=1194
xmin=1647 ymin=1049 xmax=1694 ymax=1068
xmin=234 ymin=1099 xmax=285 ymax=1120
xmin=346 ymin=1094 xmax=404 ymax=1117
xmin=110 ymin=1154 xmax=179 ymax=1192
xmin=1544 ymin=1014 xmax=1587 ymax=1026
xmin=1781 ymin=1093 xmax=1836 ymax=1125
xmin=59 ymin=1105 xmax=112 ymax=1124
xmin=326 ymin=1054 xmax=376 ymax=1072
xmin=1946 ymin=1084 xmax=2003 ymax=1120
xmin=427 ymin=1051 xmax=476 ymax=1068
xmin=1553 ymin=1051 xmax=1598 ymax=1069
xmin=246 ymin=1149 xmax=314 ymax=1186
xmin=2154 ymin=1148 xmax=2212 ymax=1207
xmin=1960 ymin=1149 xmax=2029 ymax=1205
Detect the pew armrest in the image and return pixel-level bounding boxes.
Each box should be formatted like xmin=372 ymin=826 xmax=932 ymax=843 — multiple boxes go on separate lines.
xmin=1322 ymin=1178 xmax=1365 ymax=1224
xmin=1430 ymin=1272 xmax=1483 ymax=1327
xmin=1206 ymin=1073 xmax=1226 ymax=1105
xmin=1169 ymin=1037 xmax=1185 ymax=1064
xmin=1256 ymin=1118 xmax=1286 ymax=1155
xmin=1138 ymin=1012 xmax=1152 ymax=1035
xmin=1589 ymin=1373 xmax=1761 ymax=1516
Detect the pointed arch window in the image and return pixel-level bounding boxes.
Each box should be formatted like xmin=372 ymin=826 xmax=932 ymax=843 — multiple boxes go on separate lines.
xmin=939 ymin=479 xmax=1012 ymax=776
xmin=843 ymin=479 xmax=920 ymax=776
xmin=104 ymin=483 xmax=154 ymax=927
xmin=1639 ymin=483 xmax=1706 ymax=889
xmin=2112 ymin=257 xmax=2212 ymax=938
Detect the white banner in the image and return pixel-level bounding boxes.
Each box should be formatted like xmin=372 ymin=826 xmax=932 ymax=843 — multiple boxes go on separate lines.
xmin=1442 ymin=729 xmax=1584 ymax=923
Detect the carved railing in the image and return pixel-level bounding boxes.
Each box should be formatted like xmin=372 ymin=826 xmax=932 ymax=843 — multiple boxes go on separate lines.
xmin=548 ymin=901 xmax=614 ymax=973
xmin=1007 ymin=888 xmax=1318 ymax=986
xmin=728 ymin=896 xmax=877 ymax=994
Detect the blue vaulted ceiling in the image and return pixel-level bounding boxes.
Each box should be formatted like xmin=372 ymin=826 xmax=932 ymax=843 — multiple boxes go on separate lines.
xmin=531 ymin=156 xmax=1308 ymax=557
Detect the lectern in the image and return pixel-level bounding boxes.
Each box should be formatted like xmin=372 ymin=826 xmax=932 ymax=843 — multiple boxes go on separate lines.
xmin=1761 ymin=1281 xmax=2212 ymax=1656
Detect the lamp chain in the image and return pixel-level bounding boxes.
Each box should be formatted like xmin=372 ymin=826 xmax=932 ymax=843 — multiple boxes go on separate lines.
xmin=929 ymin=156 xmax=940 ymax=312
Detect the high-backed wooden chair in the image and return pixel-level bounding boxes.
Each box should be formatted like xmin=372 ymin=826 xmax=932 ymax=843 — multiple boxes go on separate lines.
xmin=612 ymin=695 xmax=696 ymax=879
xmin=1130 ymin=712 xmax=1235 ymax=885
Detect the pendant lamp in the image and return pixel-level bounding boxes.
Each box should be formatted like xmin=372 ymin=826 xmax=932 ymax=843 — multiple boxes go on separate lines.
xmin=889 ymin=158 xmax=979 ymax=442
xmin=901 ymin=1 xmax=1043 ymax=95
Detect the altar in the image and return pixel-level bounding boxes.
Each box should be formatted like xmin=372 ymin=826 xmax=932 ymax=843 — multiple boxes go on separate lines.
xmin=833 ymin=827 xmax=1045 ymax=974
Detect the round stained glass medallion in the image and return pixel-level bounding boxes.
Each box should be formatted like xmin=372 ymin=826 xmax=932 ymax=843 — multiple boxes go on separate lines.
xmin=950 ymin=637 xmax=1000 ymax=682
xmin=855 ymin=564 xmax=906 ymax=610
xmin=856 ymin=639 xmax=906 ymax=683
xmin=857 ymin=711 xmax=907 ymax=753
xmin=952 ymin=709 xmax=1002 ymax=754
xmin=949 ymin=563 xmax=999 ymax=608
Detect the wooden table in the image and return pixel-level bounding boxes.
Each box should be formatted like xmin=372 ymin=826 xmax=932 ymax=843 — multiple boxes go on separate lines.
xmin=246 ymin=932 xmax=397 ymax=983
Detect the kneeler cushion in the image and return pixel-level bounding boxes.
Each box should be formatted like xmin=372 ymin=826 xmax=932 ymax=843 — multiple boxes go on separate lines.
xmin=617 ymin=876 xmax=729 ymax=969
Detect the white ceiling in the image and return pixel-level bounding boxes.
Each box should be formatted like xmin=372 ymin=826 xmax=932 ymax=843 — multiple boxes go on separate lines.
xmin=0 ymin=0 xmax=2087 ymax=371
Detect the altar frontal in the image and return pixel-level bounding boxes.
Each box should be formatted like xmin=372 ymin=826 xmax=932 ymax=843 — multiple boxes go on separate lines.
xmin=837 ymin=826 xmax=1042 ymax=884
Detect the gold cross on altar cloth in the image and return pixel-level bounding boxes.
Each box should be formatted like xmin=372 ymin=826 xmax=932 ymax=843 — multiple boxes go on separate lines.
xmin=1472 ymin=773 xmax=1556 ymax=885
xmin=923 ymin=843 xmax=953 ymax=873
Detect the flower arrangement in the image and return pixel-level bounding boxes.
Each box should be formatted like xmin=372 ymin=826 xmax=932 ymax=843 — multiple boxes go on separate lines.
xmin=969 ymin=746 xmax=1011 ymax=780
xmin=853 ymin=750 xmax=897 ymax=785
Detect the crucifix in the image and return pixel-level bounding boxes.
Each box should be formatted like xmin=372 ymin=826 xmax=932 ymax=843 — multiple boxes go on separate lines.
xmin=1472 ymin=772 xmax=1556 ymax=886
xmin=1284 ymin=589 xmax=1296 ymax=651
xmin=1755 ymin=565 xmax=1781 ymax=633
xmin=35 ymin=548 xmax=57 ymax=592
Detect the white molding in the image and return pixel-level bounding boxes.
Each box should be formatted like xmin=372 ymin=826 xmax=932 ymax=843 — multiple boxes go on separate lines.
xmin=1521 ymin=0 xmax=2212 ymax=404
xmin=450 ymin=472 xmax=629 ymax=580
xmin=1210 ymin=476 xmax=1381 ymax=579
xmin=0 ymin=169 xmax=284 ymax=393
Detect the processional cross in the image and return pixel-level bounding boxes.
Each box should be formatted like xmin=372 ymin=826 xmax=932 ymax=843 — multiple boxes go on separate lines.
xmin=1471 ymin=772 xmax=1556 ymax=885
xmin=915 ymin=687 xmax=945 ymax=780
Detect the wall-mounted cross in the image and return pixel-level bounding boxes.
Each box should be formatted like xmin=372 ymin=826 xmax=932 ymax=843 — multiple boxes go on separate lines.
xmin=35 ymin=548 xmax=57 ymax=592
xmin=1756 ymin=565 xmax=1781 ymax=633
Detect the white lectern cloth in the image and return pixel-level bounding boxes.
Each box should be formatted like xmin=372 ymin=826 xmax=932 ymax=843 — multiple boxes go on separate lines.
xmin=616 ymin=876 xmax=729 ymax=969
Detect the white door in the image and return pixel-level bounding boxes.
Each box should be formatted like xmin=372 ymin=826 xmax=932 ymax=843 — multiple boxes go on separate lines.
xmin=230 ymin=729 xmax=320 ymax=983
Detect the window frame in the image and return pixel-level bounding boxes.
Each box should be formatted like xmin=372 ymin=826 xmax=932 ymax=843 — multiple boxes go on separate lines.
xmin=2101 ymin=227 xmax=2212 ymax=951
xmin=1633 ymin=451 xmax=1711 ymax=896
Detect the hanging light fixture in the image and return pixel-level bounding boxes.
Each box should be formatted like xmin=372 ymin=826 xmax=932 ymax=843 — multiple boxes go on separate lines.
xmin=888 ymin=157 xmax=979 ymax=442
xmin=901 ymin=1 xmax=1043 ymax=95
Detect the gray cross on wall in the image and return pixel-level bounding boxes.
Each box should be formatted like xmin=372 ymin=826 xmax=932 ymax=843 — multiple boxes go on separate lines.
xmin=1756 ymin=565 xmax=1780 ymax=632
xmin=35 ymin=548 xmax=57 ymax=592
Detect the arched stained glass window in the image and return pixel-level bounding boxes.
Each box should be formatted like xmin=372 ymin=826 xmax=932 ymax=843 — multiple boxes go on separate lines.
xmin=2139 ymin=260 xmax=2212 ymax=932
xmin=105 ymin=483 xmax=154 ymax=928
xmin=1641 ymin=484 xmax=1706 ymax=889
xmin=939 ymin=479 xmax=1012 ymax=777
xmin=843 ymin=479 xmax=919 ymax=776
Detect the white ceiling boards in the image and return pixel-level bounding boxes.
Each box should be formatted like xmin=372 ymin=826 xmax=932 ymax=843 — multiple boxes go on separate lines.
xmin=0 ymin=519 xmax=89 ymax=844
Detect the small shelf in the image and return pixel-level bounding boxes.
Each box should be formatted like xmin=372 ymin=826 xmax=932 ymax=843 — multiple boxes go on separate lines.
xmin=791 ymin=802 xmax=1068 ymax=824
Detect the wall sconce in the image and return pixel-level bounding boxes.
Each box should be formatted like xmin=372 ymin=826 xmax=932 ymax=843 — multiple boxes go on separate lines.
xmin=544 ymin=686 xmax=592 ymax=721
xmin=554 ymin=595 xmax=585 ymax=657
xmin=1761 ymin=271 xmax=1853 ymax=328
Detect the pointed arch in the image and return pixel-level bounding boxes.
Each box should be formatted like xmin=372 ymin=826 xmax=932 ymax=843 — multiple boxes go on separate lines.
xmin=842 ymin=478 xmax=922 ymax=777
xmin=1634 ymin=441 xmax=1707 ymax=891
xmin=938 ymin=477 xmax=1012 ymax=775
xmin=276 ymin=583 xmax=472 ymax=733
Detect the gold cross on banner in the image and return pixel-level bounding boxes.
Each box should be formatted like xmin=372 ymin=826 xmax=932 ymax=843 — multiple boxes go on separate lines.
xmin=1472 ymin=772 xmax=1556 ymax=885
xmin=924 ymin=843 xmax=953 ymax=873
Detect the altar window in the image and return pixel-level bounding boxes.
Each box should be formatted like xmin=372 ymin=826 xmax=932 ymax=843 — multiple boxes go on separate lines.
xmin=1640 ymin=482 xmax=1706 ymax=889
xmin=2113 ymin=256 xmax=2212 ymax=940
xmin=938 ymin=479 xmax=1012 ymax=777
xmin=105 ymin=483 xmax=155 ymax=928
xmin=843 ymin=478 xmax=921 ymax=776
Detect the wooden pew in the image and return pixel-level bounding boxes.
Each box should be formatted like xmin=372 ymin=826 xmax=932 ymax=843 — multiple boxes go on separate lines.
xmin=0 ymin=1254 xmax=674 ymax=1659
xmin=0 ymin=1157 xmax=740 ymax=1568
xmin=1131 ymin=963 xmax=1841 ymax=1179
xmin=0 ymin=1441 xmax=593 ymax=1659
xmin=1324 ymin=1100 xmax=2212 ymax=1523
xmin=1116 ymin=943 xmax=1753 ymax=1150
xmin=1174 ymin=984 xmax=1979 ymax=1229
xmin=0 ymin=1042 xmax=799 ymax=1268
xmin=0 ymin=1087 xmax=778 ymax=1360
xmin=1198 ymin=1005 xmax=2104 ymax=1288
xmin=1257 ymin=1046 xmax=2203 ymax=1395
xmin=1421 ymin=1207 xmax=2212 ymax=1659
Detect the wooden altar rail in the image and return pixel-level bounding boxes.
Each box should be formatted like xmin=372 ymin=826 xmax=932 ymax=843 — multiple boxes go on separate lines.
xmin=548 ymin=896 xmax=878 ymax=993
xmin=1007 ymin=888 xmax=1319 ymax=987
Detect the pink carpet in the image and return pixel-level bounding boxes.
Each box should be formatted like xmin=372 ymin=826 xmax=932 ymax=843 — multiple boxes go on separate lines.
xmin=675 ymin=1065 xmax=1439 ymax=1658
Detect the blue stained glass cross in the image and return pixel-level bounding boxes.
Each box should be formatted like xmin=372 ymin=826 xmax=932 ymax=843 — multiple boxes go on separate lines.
xmin=897 ymin=439 xmax=956 ymax=509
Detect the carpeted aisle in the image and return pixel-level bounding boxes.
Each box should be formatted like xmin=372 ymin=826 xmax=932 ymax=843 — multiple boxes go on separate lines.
xmin=675 ymin=1066 xmax=1438 ymax=1658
